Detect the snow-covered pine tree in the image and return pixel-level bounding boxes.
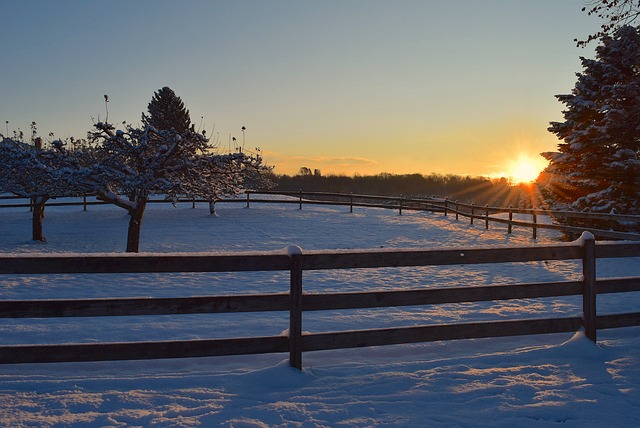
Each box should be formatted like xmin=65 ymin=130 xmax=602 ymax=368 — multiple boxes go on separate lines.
xmin=141 ymin=87 xmax=191 ymax=134
xmin=544 ymin=25 xmax=640 ymax=220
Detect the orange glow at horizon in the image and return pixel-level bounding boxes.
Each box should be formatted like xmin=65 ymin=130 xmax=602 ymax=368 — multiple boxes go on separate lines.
xmin=505 ymin=155 xmax=548 ymax=185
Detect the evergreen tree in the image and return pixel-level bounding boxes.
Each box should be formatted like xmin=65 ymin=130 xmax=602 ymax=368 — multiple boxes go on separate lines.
xmin=544 ymin=25 xmax=640 ymax=215
xmin=141 ymin=87 xmax=192 ymax=133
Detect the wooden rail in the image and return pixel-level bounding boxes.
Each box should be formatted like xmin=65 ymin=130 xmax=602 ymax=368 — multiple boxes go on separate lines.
xmin=3 ymin=191 xmax=638 ymax=240
xmin=244 ymin=191 xmax=640 ymax=241
xmin=1 ymin=233 xmax=639 ymax=369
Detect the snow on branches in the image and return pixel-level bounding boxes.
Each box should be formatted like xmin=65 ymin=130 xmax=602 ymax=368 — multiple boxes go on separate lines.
xmin=545 ymin=25 xmax=640 ymax=216
xmin=87 ymin=121 xmax=271 ymax=252
xmin=89 ymin=122 xmax=270 ymax=204
xmin=0 ymin=138 xmax=87 ymax=241
xmin=0 ymin=138 xmax=82 ymax=199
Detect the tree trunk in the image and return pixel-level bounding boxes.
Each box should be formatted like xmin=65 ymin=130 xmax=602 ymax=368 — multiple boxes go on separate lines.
xmin=32 ymin=196 xmax=49 ymax=242
xmin=126 ymin=198 xmax=147 ymax=253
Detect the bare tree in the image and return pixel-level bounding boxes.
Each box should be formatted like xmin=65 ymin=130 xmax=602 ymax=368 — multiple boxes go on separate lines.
xmin=0 ymin=137 xmax=86 ymax=241
xmin=86 ymin=122 xmax=270 ymax=252
xmin=577 ymin=0 xmax=640 ymax=46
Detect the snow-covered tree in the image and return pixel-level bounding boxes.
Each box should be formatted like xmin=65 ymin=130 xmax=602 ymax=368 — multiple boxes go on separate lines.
xmin=544 ymin=25 xmax=640 ymax=217
xmin=0 ymin=137 xmax=86 ymax=241
xmin=86 ymin=122 xmax=270 ymax=252
xmin=141 ymin=87 xmax=191 ymax=134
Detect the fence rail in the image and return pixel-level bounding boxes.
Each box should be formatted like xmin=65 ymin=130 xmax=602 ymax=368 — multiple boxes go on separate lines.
xmin=1 ymin=233 xmax=639 ymax=369
xmin=245 ymin=191 xmax=640 ymax=240
xmin=2 ymin=191 xmax=640 ymax=240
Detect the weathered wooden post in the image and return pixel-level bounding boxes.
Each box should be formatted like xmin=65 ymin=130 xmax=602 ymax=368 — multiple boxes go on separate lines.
xmin=398 ymin=197 xmax=403 ymax=216
xmin=470 ymin=204 xmax=475 ymax=225
xmin=443 ymin=197 xmax=448 ymax=217
xmin=609 ymin=207 xmax=619 ymax=231
xmin=508 ymin=205 xmax=513 ymax=234
xmin=289 ymin=246 xmax=303 ymax=370
xmin=485 ymin=204 xmax=489 ymax=230
xmin=83 ymin=193 xmax=88 ymax=211
xmin=350 ymin=192 xmax=353 ymax=214
xmin=246 ymin=192 xmax=250 ymax=208
xmin=532 ymin=208 xmax=538 ymax=240
xmin=299 ymin=189 xmax=303 ymax=210
xmin=581 ymin=232 xmax=597 ymax=342
xmin=455 ymin=200 xmax=459 ymax=220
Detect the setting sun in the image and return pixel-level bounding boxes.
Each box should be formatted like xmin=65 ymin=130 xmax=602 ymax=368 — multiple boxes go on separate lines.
xmin=506 ymin=156 xmax=547 ymax=185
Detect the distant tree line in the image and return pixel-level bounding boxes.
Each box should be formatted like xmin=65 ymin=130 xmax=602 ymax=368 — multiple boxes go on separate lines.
xmin=269 ymin=172 xmax=539 ymax=209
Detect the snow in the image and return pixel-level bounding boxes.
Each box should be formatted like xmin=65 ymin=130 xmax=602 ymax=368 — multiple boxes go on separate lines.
xmin=576 ymin=230 xmax=595 ymax=246
xmin=285 ymin=244 xmax=302 ymax=256
xmin=1 ymin=200 xmax=639 ymax=427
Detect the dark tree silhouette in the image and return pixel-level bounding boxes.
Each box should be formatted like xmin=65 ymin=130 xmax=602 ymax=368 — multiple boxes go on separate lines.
xmin=141 ymin=87 xmax=192 ymax=133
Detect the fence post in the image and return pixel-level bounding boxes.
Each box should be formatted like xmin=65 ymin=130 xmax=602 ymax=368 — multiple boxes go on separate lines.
xmin=443 ymin=197 xmax=448 ymax=217
xmin=581 ymin=232 xmax=597 ymax=342
xmin=532 ymin=208 xmax=538 ymax=240
xmin=350 ymin=192 xmax=353 ymax=214
xmin=289 ymin=246 xmax=303 ymax=370
xmin=399 ymin=197 xmax=403 ymax=216
xmin=508 ymin=206 xmax=513 ymax=234
xmin=246 ymin=193 xmax=250 ymax=209
xmin=470 ymin=204 xmax=475 ymax=225
xmin=455 ymin=200 xmax=459 ymax=220
xmin=485 ymin=204 xmax=489 ymax=230
xmin=192 ymin=197 xmax=196 ymax=209
xmin=83 ymin=193 xmax=88 ymax=211
xmin=299 ymin=189 xmax=303 ymax=210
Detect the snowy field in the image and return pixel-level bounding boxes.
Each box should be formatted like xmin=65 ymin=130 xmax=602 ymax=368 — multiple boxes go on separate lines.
xmin=0 ymin=199 xmax=639 ymax=427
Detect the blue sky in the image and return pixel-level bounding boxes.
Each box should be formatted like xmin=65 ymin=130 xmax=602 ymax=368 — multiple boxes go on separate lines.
xmin=2 ymin=0 xmax=600 ymax=178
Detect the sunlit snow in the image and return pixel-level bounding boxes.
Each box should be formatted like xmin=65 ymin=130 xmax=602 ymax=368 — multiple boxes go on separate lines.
xmin=0 ymin=199 xmax=639 ymax=427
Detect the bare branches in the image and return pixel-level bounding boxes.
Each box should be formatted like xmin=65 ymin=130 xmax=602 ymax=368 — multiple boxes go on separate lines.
xmin=577 ymin=0 xmax=640 ymax=46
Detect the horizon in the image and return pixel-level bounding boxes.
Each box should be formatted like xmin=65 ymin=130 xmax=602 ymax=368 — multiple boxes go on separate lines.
xmin=265 ymin=166 xmax=539 ymax=184
xmin=2 ymin=1 xmax=600 ymax=180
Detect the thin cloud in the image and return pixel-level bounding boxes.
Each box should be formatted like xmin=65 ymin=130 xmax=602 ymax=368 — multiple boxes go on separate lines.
xmin=284 ymin=155 xmax=378 ymax=166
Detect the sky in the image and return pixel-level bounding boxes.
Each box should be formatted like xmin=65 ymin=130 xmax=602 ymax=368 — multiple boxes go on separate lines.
xmin=2 ymin=0 xmax=602 ymax=179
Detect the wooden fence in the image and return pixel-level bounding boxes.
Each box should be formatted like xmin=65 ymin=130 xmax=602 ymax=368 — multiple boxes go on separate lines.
xmin=2 ymin=191 xmax=639 ymax=240
xmin=243 ymin=191 xmax=640 ymax=241
xmin=1 ymin=233 xmax=639 ymax=369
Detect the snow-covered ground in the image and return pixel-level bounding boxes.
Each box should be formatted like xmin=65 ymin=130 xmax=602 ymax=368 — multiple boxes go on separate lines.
xmin=0 ymin=200 xmax=639 ymax=427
